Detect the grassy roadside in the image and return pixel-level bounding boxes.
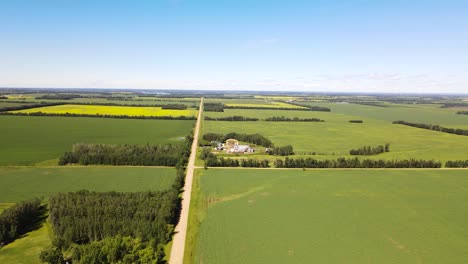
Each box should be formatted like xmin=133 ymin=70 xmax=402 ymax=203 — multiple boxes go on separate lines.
xmin=183 ymin=169 xmax=206 ymax=264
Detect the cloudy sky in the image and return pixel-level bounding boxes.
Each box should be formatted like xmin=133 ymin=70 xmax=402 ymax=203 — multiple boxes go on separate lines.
xmin=1 ymin=0 xmax=467 ymax=93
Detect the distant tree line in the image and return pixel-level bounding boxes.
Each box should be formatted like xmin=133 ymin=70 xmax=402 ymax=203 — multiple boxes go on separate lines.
xmin=202 ymin=132 xmax=273 ymax=147
xmin=161 ymin=104 xmax=188 ymax=110
xmin=205 ymin=116 xmax=259 ymax=121
xmin=456 ymin=111 xmax=468 ymax=115
xmin=204 ymin=116 xmax=325 ymax=122
xmin=349 ymin=120 xmax=363 ymax=123
xmin=59 ymin=143 xmax=183 ymax=166
xmin=393 ymin=120 xmax=468 ymax=136
xmin=223 ymin=104 xmax=330 ymax=112
xmin=280 ymin=101 xmax=332 ymax=111
xmin=351 ymin=102 xmax=388 ymax=107
xmin=264 ymin=116 xmax=324 ymax=122
xmin=204 ymin=102 xmax=224 ymax=112
xmin=441 ymin=103 xmax=468 ymax=108
xmin=0 ymin=198 xmax=44 ymax=245
xmin=0 ymin=102 xmax=64 ymax=112
xmin=274 ymin=157 xmax=441 ymax=168
xmin=268 ymin=145 xmax=294 ymax=156
xmin=0 ymin=111 xmax=196 ymax=120
xmin=350 ymin=144 xmax=389 ymax=155
xmin=0 ymin=95 xmax=8 ymax=99
xmin=36 ymin=94 xmax=83 ymax=100
xmin=445 ymin=160 xmax=468 ymax=168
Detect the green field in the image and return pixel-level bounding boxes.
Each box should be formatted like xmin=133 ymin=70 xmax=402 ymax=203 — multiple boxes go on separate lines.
xmin=187 ymin=168 xmax=468 ymax=264
xmin=297 ymin=101 xmax=468 ymax=126
xmin=11 ymin=104 xmax=197 ymax=117
xmin=0 ymin=115 xmax=194 ymax=165
xmin=0 ymin=223 xmax=51 ymax=264
xmin=0 ymin=166 xmax=177 ymax=202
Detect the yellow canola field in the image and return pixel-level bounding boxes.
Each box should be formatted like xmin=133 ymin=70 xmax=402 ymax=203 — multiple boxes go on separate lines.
xmin=12 ymin=104 xmax=197 ymax=117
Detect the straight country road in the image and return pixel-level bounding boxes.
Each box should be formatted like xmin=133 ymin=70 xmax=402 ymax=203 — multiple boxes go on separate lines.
xmin=169 ymin=97 xmax=203 ymax=264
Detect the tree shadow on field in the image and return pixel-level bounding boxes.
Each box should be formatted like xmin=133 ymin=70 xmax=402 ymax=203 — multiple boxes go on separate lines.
xmin=1 ymin=204 xmax=48 ymax=247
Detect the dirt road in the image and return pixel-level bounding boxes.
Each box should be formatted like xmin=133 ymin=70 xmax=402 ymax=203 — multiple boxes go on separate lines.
xmin=169 ymin=97 xmax=203 ymax=264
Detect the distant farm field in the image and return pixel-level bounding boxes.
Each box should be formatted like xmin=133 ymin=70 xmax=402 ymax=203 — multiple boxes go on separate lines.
xmin=0 ymin=166 xmax=176 ymax=202
xmin=297 ymin=101 xmax=468 ymax=126
xmin=11 ymin=104 xmax=197 ymax=117
xmin=0 ymin=115 xmax=194 ymax=165
xmin=188 ymin=169 xmax=468 ymax=264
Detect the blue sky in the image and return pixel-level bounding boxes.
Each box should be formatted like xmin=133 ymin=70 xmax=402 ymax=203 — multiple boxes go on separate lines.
xmin=1 ymin=0 xmax=467 ymax=93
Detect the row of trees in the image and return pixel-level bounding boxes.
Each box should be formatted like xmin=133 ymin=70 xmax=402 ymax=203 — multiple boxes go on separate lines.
xmin=275 ymin=157 xmax=442 ymax=168
xmin=205 ymin=156 xmax=270 ymax=168
xmin=59 ymin=143 xmax=183 ymax=166
xmin=393 ymin=120 xmax=468 ymax=136
xmin=1 ymin=111 xmax=196 ymax=120
xmin=280 ymin=101 xmax=332 ymax=111
xmin=0 ymin=198 xmax=43 ymax=245
xmin=441 ymin=103 xmax=468 ymax=108
xmin=349 ymin=144 xmax=390 ymax=155
xmin=268 ymin=145 xmax=295 ymax=156
xmin=36 ymin=94 xmax=83 ymax=100
xmin=202 ymin=132 xmax=274 ymax=147
xmin=445 ymin=160 xmax=468 ymax=168
xmin=264 ymin=116 xmax=324 ymax=122
xmin=205 ymin=116 xmax=259 ymax=121
xmin=456 ymin=111 xmax=468 ymax=115
xmin=204 ymin=116 xmax=325 ymax=122
xmin=349 ymin=120 xmax=364 ymax=123
xmin=161 ymin=104 xmax=188 ymax=110
xmin=0 ymin=102 xmax=63 ymax=112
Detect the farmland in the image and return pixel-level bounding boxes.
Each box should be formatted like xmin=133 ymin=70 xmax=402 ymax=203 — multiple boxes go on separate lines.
xmin=11 ymin=104 xmax=197 ymax=117
xmin=203 ymin=120 xmax=468 ymax=162
xmin=0 ymin=166 xmax=177 ymax=202
xmin=188 ymin=168 xmax=468 ymax=264
xmin=201 ymin=101 xmax=468 ymax=163
xmin=0 ymin=115 xmax=194 ymax=165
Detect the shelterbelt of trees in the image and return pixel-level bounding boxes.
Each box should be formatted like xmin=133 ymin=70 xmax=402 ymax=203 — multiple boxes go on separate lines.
xmin=0 ymin=102 xmax=64 ymax=112
xmin=445 ymin=160 xmax=468 ymax=168
xmin=204 ymin=116 xmax=259 ymax=121
xmin=350 ymin=144 xmax=390 ymax=155
xmin=204 ymin=116 xmax=325 ymax=122
xmin=264 ymin=116 xmax=324 ymax=122
xmin=59 ymin=143 xmax=184 ymax=166
xmin=0 ymin=111 xmax=196 ymax=120
xmin=456 ymin=111 xmax=468 ymax=115
xmin=204 ymin=157 xmax=270 ymax=168
xmin=0 ymin=198 xmax=44 ymax=245
xmin=393 ymin=120 xmax=468 ymax=136
xmin=39 ymin=132 xmax=194 ymax=263
xmin=274 ymin=157 xmax=442 ymax=168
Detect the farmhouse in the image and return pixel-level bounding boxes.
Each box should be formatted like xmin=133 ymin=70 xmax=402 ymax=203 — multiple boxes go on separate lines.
xmin=225 ymin=138 xmax=255 ymax=153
